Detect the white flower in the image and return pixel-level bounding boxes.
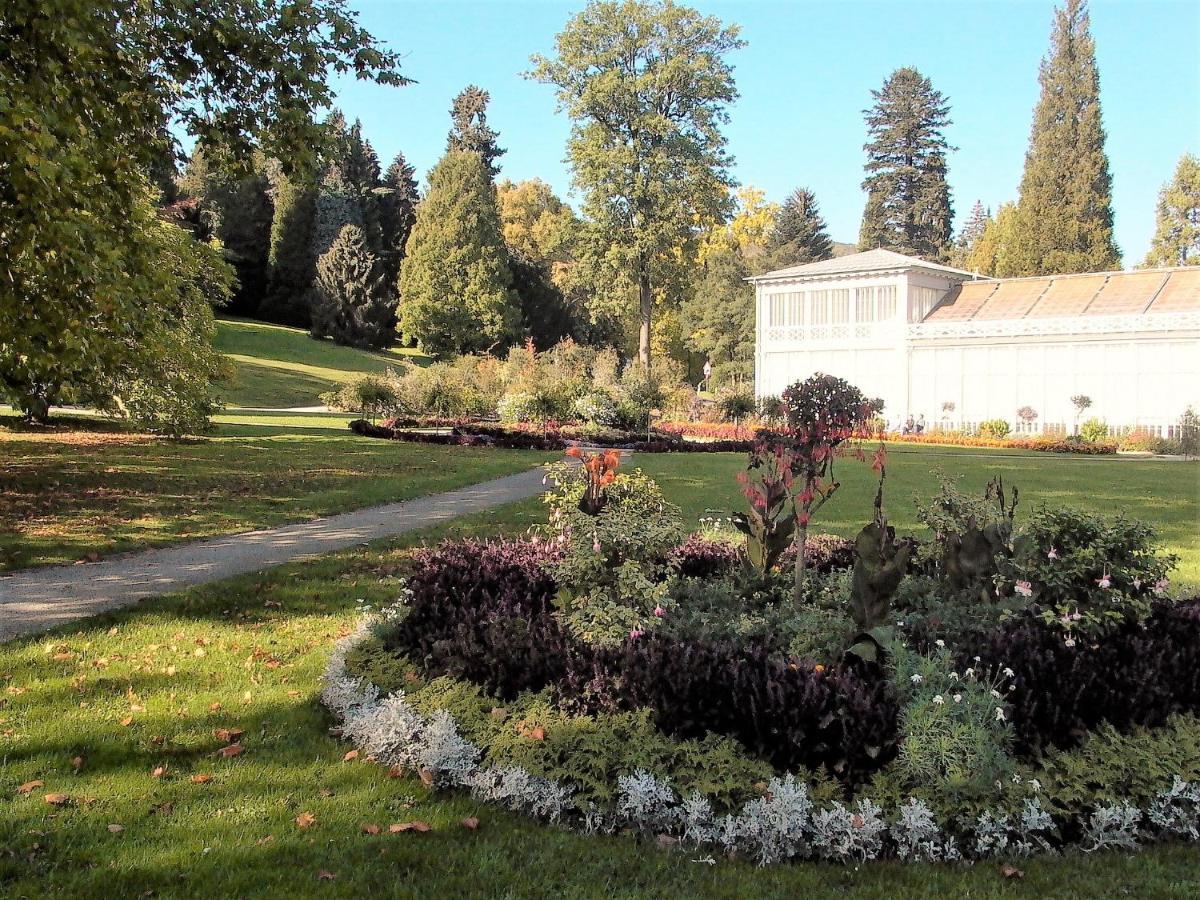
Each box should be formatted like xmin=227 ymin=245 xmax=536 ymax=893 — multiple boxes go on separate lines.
xmin=1015 ymin=580 xmax=1033 ymax=597
xmin=1003 ymin=667 xmax=1014 ymax=678
xmin=1030 ymin=778 xmax=1041 ymax=793
xmin=910 ymin=674 xmax=924 ymax=684
xmin=932 ymin=695 xmax=945 ymax=705
xmin=1096 ymin=574 xmax=1111 ymax=589
xmin=953 ymin=694 xmax=963 ymax=703
xmin=949 ymin=672 xmax=959 ymax=681
xmin=1064 ymin=637 xmax=1076 ymax=648
xmin=965 ymin=668 xmax=975 ymax=678
xmin=973 ymin=656 xmax=982 ymax=663
xmin=1047 ymin=547 xmax=1059 ymax=560
xmin=1154 ymin=577 xmax=1169 ymax=595
xmin=995 ymin=707 xmax=1006 ymax=721
xmin=991 ymin=689 xmax=1002 ymax=699
xmin=935 ymin=639 xmax=945 ymax=648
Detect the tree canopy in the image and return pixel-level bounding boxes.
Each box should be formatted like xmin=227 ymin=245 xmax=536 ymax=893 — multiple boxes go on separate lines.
xmin=858 ymin=67 xmax=954 ymax=260
xmin=1011 ymin=0 xmax=1120 ymax=275
xmin=447 ymin=85 xmax=506 ymax=179
xmin=530 ymin=0 xmax=744 ymax=372
xmin=768 ymin=187 xmax=833 ymax=270
xmin=1143 ymin=154 xmax=1200 ymax=268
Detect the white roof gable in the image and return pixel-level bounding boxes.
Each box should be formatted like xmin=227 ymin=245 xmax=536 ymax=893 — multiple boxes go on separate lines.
xmin=749 ymin=248 xmax=978 ymax=282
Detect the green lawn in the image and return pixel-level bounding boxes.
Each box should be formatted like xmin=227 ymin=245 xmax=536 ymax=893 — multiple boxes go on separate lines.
xmin=214 ymin=317 xmax=429 ymax=409
xmin=3 ymin=504 xmax=1199 ymax=898
xmin=0 ymin=420 xmax=548 ymax=571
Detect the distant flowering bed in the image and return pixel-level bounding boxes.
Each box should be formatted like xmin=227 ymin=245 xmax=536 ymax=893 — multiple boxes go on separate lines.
xmin=323 ymin=535 xmax=1200 ymax=866
xmin=656 ymin=421 xmax=1119 ymax=455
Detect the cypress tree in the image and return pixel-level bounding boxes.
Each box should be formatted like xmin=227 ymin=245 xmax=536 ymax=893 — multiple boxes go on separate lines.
xmin=263 ymin=169 xmax=317 ymax=326
xmin=858 ymin=67 xmax=954 ymax=260
xmin=447 ymin=85 xmax=505 ymax=179
xmin=398 ymin=150 xmax=521 ymax=356
xmin=1012 ymin=0 xmax=1120 ymax=275
xmin=310 ymin=224 xmax=391 ymax=349
xmin=1143 ymin=153 xmax=1200 ymax=268
xmin=767 ymin=187 xmax=833 ymax=268
xmin=380 ymin=152 xmax=420 ymax=286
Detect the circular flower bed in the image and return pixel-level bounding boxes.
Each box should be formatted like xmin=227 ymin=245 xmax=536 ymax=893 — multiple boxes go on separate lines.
xmin=322 ymin=440 xmax=1200 ymax=866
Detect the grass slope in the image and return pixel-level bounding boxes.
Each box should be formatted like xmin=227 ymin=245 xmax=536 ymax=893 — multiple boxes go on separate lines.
xmin=214 ymin=317 xmax=429 ymax=409
xmin=0 ymin=421 xmax=548 ymax=571
xmin=2 ymin=506 xmax=1199 ymax=898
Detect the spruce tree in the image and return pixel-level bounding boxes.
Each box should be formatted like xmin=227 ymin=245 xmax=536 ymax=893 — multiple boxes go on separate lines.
xmin=447 ymin=85 xmax=505 ymax=178
xmin=379 ymin=152 xmax=420 ymax=285
xmin=398 ymin=151 xmax=521 ymax=355
xmin=858 ymin=67 xmax=954 ymax=260
xmin=310 ymin=165 xmax=364 ymax=263
xmin=1143 ymin=153 xmax=1200 ymax=268
xmin=264 ymin=169 xmax=317 ymax=326
xmin=310 ymin=224 xmax=392 ymax=349
xmin=1012 ymin=0 xmax=1120 ymax=275
xmin=950 ymin=199 xmax=990 ymax=268
xmin=767 ymin=187 xmax=833 ymax=268
xmin=344 ymin=121 xmax=384 ymax=252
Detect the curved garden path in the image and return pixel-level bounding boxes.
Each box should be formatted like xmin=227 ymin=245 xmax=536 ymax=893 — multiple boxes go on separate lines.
xmin=0 ymin=467 xmax=554 ymax=643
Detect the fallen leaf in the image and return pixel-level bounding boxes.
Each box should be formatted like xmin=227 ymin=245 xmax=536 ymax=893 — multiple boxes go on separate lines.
xmin=342 ymin=750 xmax=359 ymax=762
xmin=656 ymin=833 xmax=679 ymax=850
xmin=418 ymin=769 xmax=434 ymax=788
xmin=295 ymin=812 xmax=316 ymax=829
xmin=388 ymin=821 xmax=431 ymax=833
xmin=460 ymin=817 xmax=479 ymax=830
xmin=71 ymin=756 xmax=84 ymax=773
xmin=386 ymin=764 xmax=405 ymax=779
xmin=17 ymin=780 xmax=44 ymax=795
xmin=52 ymin=652 xmax=74 ymax=662
xmin=151 ymin=801 xmax=174 ymax=816
xmin=1000 ymin=864 xmax=1025 ymax=880
xmin=107 ymin=824 xmax=124 ymax=834
xmin=44 ymin=793 xmax=71 ymax=806
xmin=214 ymin=727 xmax=244 ymax=743
xmin=152 ymin=765 xmax=168 ymax=778
xmin=209 ymin=702 xmax=222 ymax=712
xmin=190 ymin=774 xmax=213 ymax=784
xmin=215 ymin=743 xmax=244 ymax=758
xmin=318 ymin=788 xmax=334 ymax=798
xmin=528 ymin=726 xmax=545 ymax=741
xmin=255 ymin=835 xmax=274 ymax=846
xmin=361 ymin=823 xmax=380 ymax=835
xmin=120 ymin=716 xmax=134 ymax=727
xmin=316 ymin=870 xmax=336 ymax=881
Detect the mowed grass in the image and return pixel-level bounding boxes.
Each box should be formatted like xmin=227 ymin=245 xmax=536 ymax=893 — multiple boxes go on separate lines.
xmin=3 ymin=506 xmax=1200 ymax=898
xmin=214 ymin=317 xmax=429 ymax=409
xmin=0 ymin=420 xmax=549 ymax=571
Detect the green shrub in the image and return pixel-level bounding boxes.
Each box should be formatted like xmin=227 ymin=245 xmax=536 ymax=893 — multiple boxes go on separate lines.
xmin=497 ymin=389 xmax=563 ymax=424
xmin=541 ymin=461 xmax=685 ymax=646
xmin=716 ymin=386 xmax=755 ymax=424
xmin=572 ymin=390 xmax=620 ymax=426
xmin=978 ymin=418 xmax=1010 ymax=439
xmin=1008 ymin=506 xmax=1176 ymax=637
xmin=320 ymin=372 xmax=400 ymax=421
xmin=1079 ymin=416 xmax=1109 ymax=443
xmin=390 ymin=355 xmax=502 ymax=418
xmin=1179 ymin=406 xmax=1199 ymax=457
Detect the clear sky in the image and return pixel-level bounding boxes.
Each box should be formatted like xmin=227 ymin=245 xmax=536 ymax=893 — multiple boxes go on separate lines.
xmin=328 ymin=0 xmax=1200 ymax=264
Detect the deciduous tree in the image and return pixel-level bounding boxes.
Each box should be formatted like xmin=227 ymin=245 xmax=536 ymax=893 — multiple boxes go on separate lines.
xmin=530 ymin=0 xmax=743 ymax=372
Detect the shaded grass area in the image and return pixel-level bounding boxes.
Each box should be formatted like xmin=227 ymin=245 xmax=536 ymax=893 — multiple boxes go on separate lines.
xmin=2 ymin=507 xmax=1199 ymax=898
xmin=0 ymin=421 xmax=548 ymax=571
xmin=214 ymin=317 xmax=429 ymax=409
xmin=631 ymin=447 xmax=1200 ymax=587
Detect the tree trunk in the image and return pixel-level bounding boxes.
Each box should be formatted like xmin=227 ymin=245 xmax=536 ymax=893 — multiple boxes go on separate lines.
xmin=793 ymin=519 xmax=809 ymax=606
xmin=638 ymin=269 xmax=653 ymax=372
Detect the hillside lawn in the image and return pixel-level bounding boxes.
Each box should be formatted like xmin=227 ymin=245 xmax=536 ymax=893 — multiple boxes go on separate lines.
xmin=3 ymin=501 xmax=1200 ymax=898
xmin=214 ymin=317 xmax=429 ymax=409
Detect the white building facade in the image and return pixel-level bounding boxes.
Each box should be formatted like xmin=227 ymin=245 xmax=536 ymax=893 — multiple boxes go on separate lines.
xmin=751 ymin=249 xmax=1200 ymax=435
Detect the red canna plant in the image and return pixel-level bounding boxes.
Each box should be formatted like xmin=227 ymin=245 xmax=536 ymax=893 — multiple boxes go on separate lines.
xmin=566 ymin=446 xmax=622 ymax=515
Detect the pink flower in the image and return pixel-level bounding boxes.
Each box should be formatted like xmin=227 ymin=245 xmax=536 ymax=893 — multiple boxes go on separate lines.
xmin=629 ymin=629 xmax=643 ymax=640
xmin=1154 ymin=578 xmax=1169 ymax=595
xmin=653 ymin=605 xmax=665 ymax=618
xmin=592 ymin=536 xmax=601 ymax=554
xmin=1096 ymin=573 xmax=1111 ymax=589
xmin=1047 ymin=547 xmax=1059 ymax=560
xmin=1015 ymin=580 xmax=1033 ymax=598
xmin=1064 ymin=637 xmax=1076 ymax=648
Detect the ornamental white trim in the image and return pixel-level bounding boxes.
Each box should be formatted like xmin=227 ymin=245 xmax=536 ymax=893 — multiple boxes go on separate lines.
xmin=765 ymin=322 xmax=905 ymax=346
xmin=908 ymin=312 xmax=1200 ymax=341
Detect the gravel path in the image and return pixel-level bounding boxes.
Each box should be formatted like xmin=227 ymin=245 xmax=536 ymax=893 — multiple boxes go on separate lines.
xmin=0 ymin=466 xmax=552 ymax=642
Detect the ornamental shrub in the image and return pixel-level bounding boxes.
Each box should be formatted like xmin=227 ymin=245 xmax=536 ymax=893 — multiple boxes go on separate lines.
xmin=667 ymin=534 xmax=741 ymax=579
xmin=1007 ymin=506 xmax=1176 ymax=637
xmin=961 ymin=599 xmax=1200 ymax=756
xmin=320 ymin=372 xmax=400 ymax=421
xmin=573 ymin=390 xmax=620 ymax=426
xmin=978 ymin=418 xmax=1011 ymax=439
xmin=541 ymin=460 xmax=686 ymax=646
xmin=1079 ymin=417 xmax=1109 ymax=443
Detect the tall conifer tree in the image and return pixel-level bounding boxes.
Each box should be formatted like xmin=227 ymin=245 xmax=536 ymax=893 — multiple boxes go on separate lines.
xmin=380 ymin=152 xmax=420 ymax=286
xmin=1012 ymin=0 xmax=1120 ymax=275
xmin=767 ymin=187 xmax=833 ymax=268
xmin=310 ymin=224 xmax=392 ymax=349
xmin=447 ymin=85 xmax=505 ymax=178
xmin=950 ymin=199 xmax=990 ymax=268
xmin=1143 ymin=153 xmax=1200 ymax=268
xmin=858 ymin=67 xmax=954 ymax=260
xmin=398 ymin=151 xmax=521 ymax=355
xmin=264 ymin=169 xmax=317 ymax=326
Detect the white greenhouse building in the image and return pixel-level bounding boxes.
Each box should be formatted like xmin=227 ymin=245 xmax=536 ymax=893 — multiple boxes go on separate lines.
xmin=750 ymin=249 xmax=1200 ymax=435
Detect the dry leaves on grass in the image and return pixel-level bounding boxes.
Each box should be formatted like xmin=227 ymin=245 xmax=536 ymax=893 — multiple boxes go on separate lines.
xmin=215 ymin=743 xmax=244 ymax=758
xmin=388 ymin=821 xmax=431 ymax=833
xmin=16 ymin=780 xmax=44 ymax=795
xmin=317 ymin=870 xmax=336 ymax=881
xmin=214 ymin=727 xmax=244 ymax=743
xmin=190 ymin=774 xmax=213 ymax=784
xmin=295 ymin=812 xmax=317 ymax=829
xmin=460 ymin=817 xmax=480 ymax=830
xmin=151 ymin=765 xmax=168 ymax=778
xmin=342 ymin=750 xmax=359 ymax=762
xmin=360 ymin=824 xmax=381 ymax=835
xmin=1000 ymin=865 xmax=1025 ymax=880
xmin=44 ymin=793 xmax=71 ymax=806
xmin=107 ymin=824 xmax=124 ymax=834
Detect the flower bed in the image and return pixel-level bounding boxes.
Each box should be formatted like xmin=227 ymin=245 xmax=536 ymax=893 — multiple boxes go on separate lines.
xmin=348 ymin=418 xmax=755 ymax=453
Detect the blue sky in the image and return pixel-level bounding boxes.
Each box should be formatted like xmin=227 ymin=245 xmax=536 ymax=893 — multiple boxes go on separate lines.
xmin=329 ymin=0 xmax=1199 ymax=263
